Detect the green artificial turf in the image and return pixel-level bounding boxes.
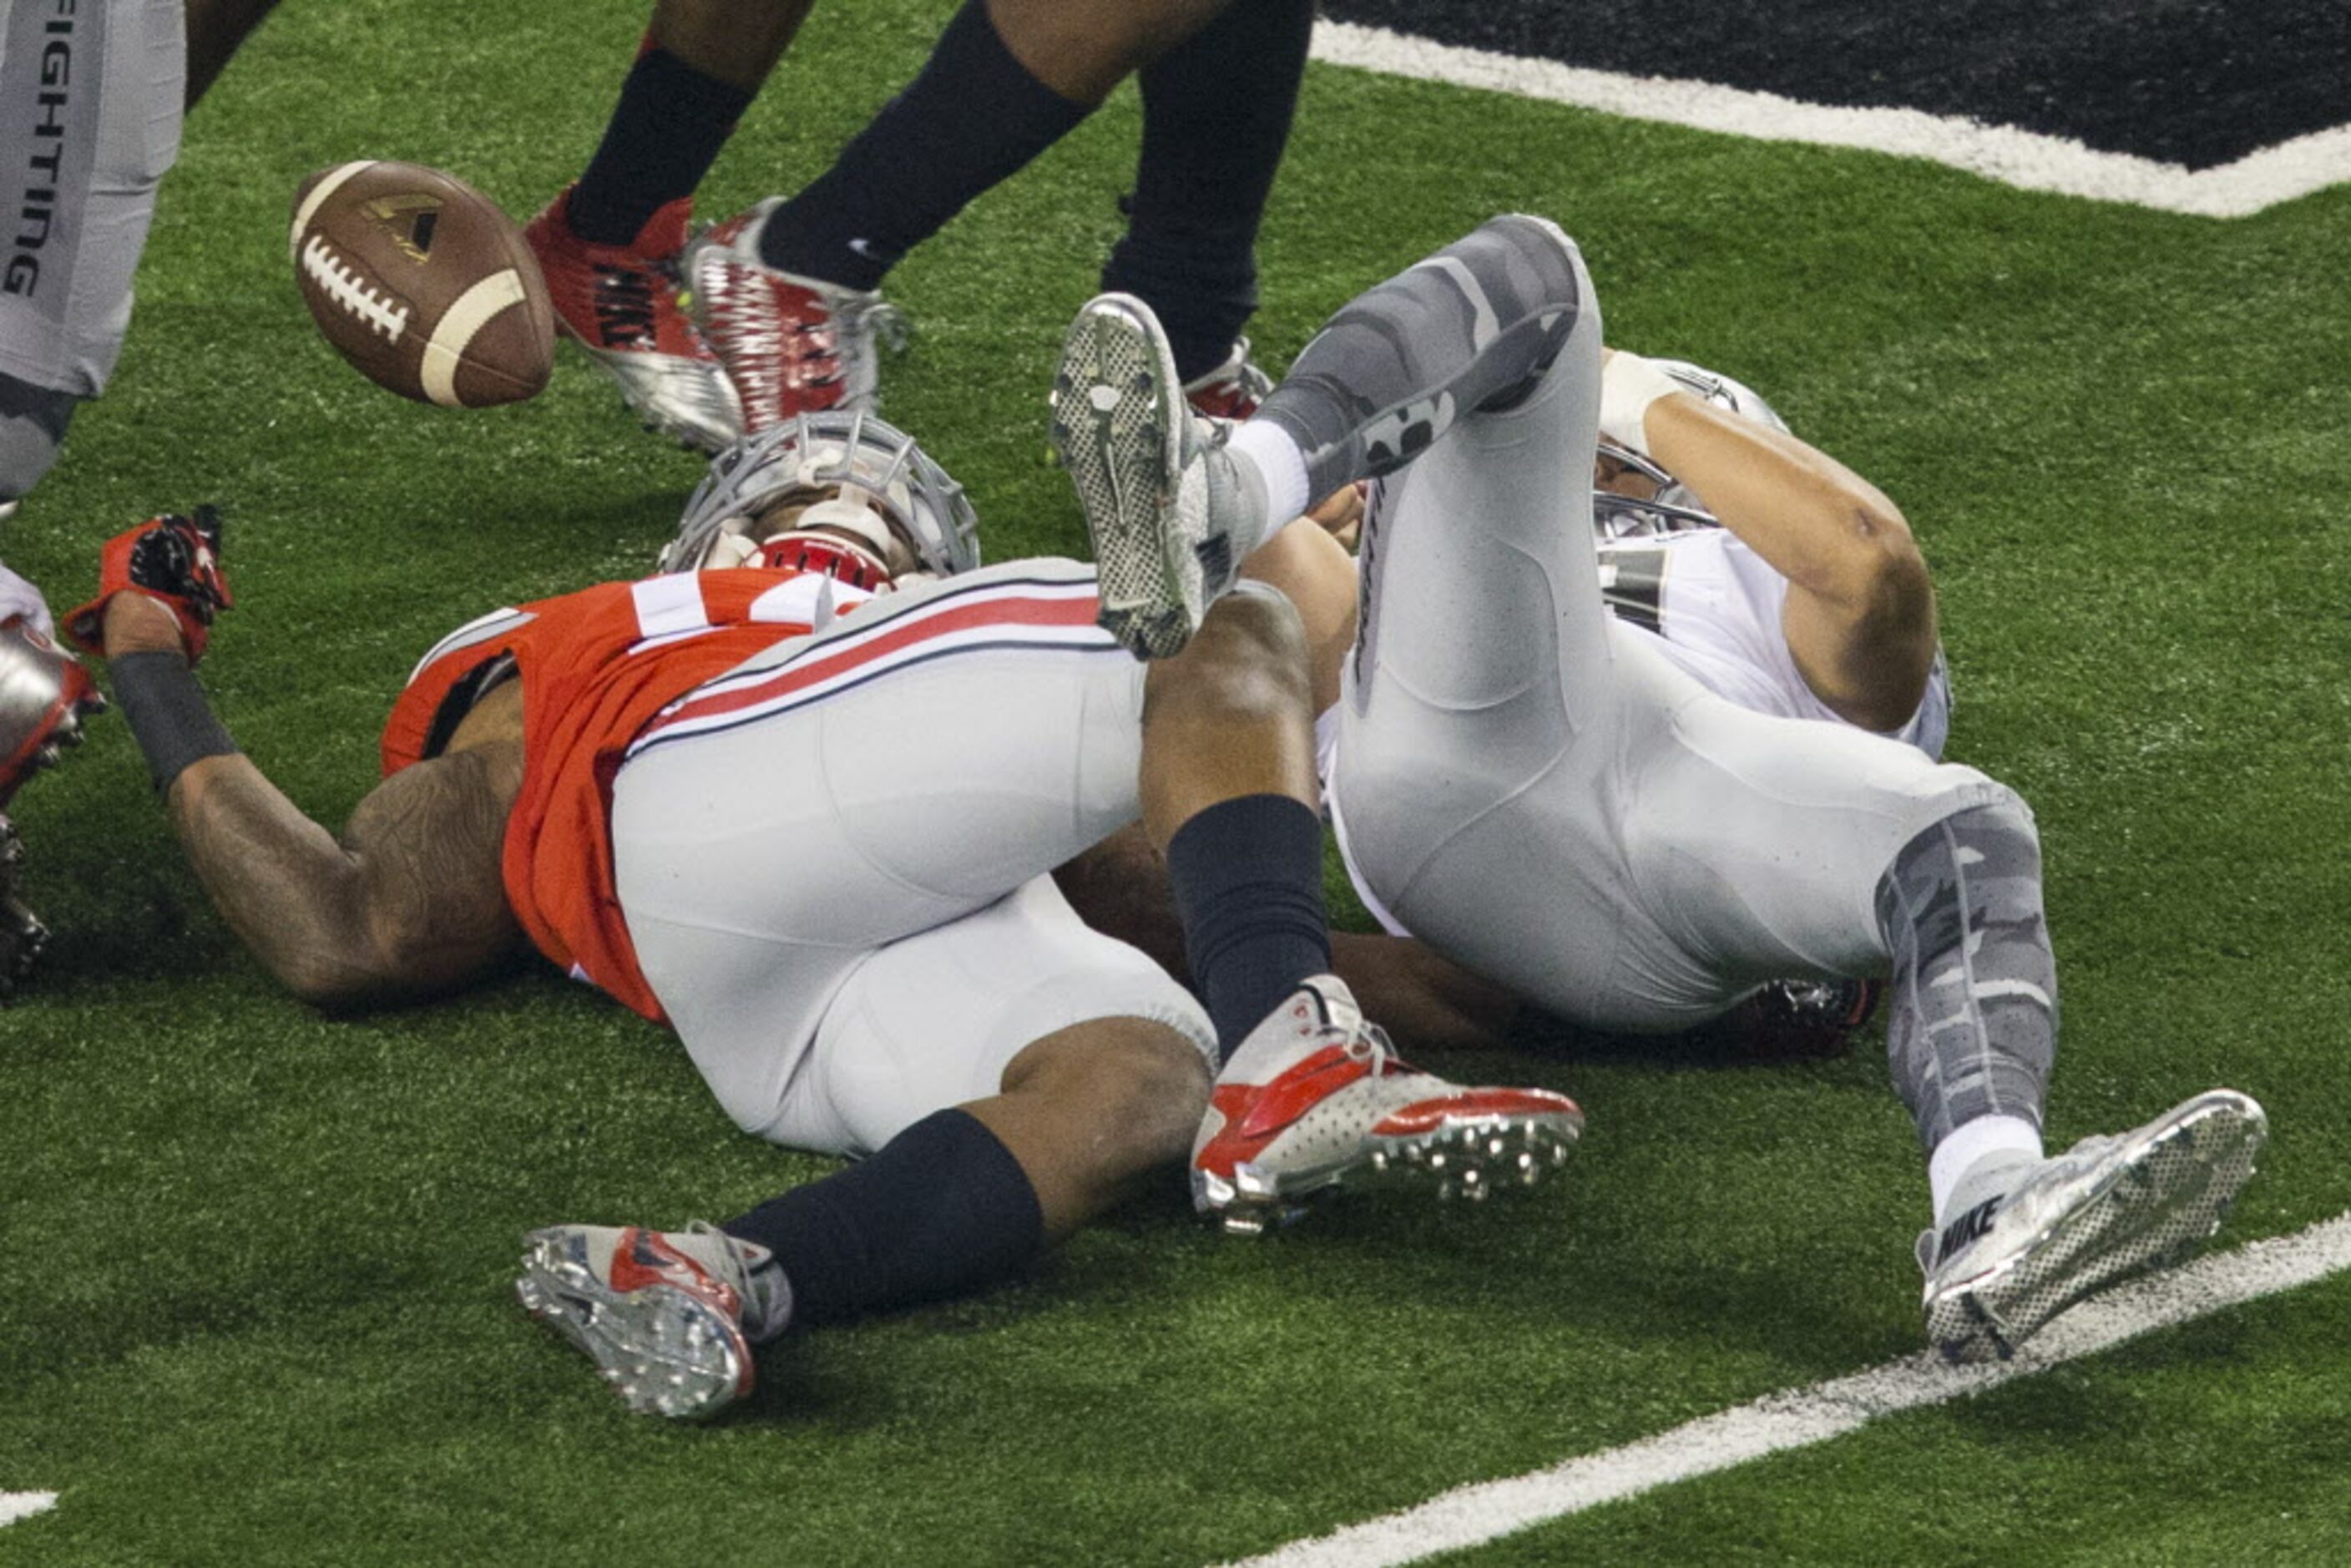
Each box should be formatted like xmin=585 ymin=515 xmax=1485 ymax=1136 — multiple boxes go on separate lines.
xmin=3 ymin=0 xmax=2348 ymax=1562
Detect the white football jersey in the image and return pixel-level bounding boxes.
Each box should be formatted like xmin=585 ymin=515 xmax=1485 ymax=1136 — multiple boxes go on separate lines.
xmin=1596 ymin=529 xmax=1951 ymax=761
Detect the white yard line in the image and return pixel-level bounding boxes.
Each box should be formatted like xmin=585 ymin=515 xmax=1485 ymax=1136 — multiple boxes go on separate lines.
xmin=1311 ymin=21 xmax=2351 ymax=219
xmin=0 ymin=1493 xmax=57 ymax=1530
xmin=1226 ymin=1211 xmax=2351 ymax=1568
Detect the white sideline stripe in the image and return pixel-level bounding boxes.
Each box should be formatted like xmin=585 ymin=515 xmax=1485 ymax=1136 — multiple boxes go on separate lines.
xmin=0 ymin=1493 xmax=56 ymax=1529
xmin=1309 ymin=21 xmax=2351 ymax=219
xmin=1226 ymin=1211 xmax=2351 ymax=1568
xmin=286 ymin=159 xmax=376 ymax=259
xmin=420 ymin=269 xmax=528 ymax=407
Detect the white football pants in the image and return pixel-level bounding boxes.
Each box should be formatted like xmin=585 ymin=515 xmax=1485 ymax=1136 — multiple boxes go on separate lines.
xmin=1327 ymin=247 xmax=2007 ymax=1032
xmin=609 ymin=559 xmax=1214 ymax=1157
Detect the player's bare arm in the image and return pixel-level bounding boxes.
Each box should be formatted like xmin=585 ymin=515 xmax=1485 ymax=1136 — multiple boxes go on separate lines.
xmin=1608 ymin=351 xmax=1938 ymax=732
xmin=90 ymin=537 xmax=524 ymax=1009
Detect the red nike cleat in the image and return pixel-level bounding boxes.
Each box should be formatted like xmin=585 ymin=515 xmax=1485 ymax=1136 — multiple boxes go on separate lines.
xmin=683 ymin=199 xmax=905 ymax=436
xmin=523 ymin=188 xmax=742 ymax=453
xmin=1192 ymin=976 xmax=1584 ymax=1234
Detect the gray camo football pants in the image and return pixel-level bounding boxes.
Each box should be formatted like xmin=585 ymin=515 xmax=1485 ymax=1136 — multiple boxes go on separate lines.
xmin=1270 ymin=214 xmax=2056 ymax=1152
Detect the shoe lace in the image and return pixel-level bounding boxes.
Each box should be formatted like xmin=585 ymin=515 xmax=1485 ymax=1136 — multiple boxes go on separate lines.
xmin=1186 ymin=338 xmax=1274 ymax=419
xmin=682 ymin=1219 xmax=787 ymax=1337
xmin=1339 ymin=1019 xmax=1401 ymax=1077
xmin=840 ymin=293 xmax=910 ymax=357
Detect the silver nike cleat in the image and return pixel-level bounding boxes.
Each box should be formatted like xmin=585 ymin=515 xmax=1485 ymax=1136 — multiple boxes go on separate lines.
xmin=1050 ymin=293 xmax=1257 ymax=660
xmin=516 ymin=1222 xmax=768 ymax=1419
xmin=1919 ymin=1089 xmax=2268 ymax=1362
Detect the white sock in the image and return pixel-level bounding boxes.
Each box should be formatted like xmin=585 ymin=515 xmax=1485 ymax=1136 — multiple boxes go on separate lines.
xmin=1928 ymin=1114 xmax=2044 ymax=1226
xmin=1226 ymin=418 xmax=1310 ymax=549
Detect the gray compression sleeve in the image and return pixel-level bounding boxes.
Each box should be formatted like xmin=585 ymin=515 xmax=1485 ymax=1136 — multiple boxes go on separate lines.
xmin=1253 ymin=214 xmax=1585 ymax=505
xmin=1875 ymin=794 xmax=2059 ymax=1149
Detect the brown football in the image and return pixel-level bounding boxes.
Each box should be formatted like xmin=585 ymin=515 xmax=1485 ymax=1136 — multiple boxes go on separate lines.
xmin=289 ymin=161 xmax=555 ymax=407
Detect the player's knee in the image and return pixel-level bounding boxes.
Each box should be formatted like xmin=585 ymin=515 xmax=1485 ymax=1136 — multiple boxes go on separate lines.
xmin=0 ymin=382 xmax=76 ymax=503
xmin=1004 ymin=1018 xmax=1211 ymax=1169
xmin=1153 ymin=582 xmax=1311 ymax=726
xmin=1879 ymin=781 xmax=2046 ymax=948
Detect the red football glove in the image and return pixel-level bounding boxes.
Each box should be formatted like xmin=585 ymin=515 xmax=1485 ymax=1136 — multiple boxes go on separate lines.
xmin=0 ymin=616 xmax=105 ymax=807
xmin=64 ymin=506 xmax=234 ymax=662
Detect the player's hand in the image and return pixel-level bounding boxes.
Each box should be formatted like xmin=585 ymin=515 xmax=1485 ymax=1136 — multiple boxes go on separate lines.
xmin=64 ymin=506 xmax=233 ymax=663
xmin=0 ymin=615 xmax=105 ymax=807
xmin=1307 ymin=482 xmax=1368 ymax=551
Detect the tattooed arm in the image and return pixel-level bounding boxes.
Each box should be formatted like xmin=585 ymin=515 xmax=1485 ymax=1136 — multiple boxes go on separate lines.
xmin=108 ymin=594 xmax=527 ymax=1009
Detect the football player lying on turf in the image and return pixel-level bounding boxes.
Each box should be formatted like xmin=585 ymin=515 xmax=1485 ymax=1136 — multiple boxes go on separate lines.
xmin=1057 ymin=357 xmax=1952 ymax=1057
xmin=77 ymin=415 xmax=1580 ymax=1419
xmin=1049 ymin=214 xmax=2269 ymax=1363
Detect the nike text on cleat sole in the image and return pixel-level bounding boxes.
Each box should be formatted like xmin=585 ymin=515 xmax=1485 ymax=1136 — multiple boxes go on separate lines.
xmin=1050 ymin=296 xmax=1202 ymax=660
xmin=1924 ymin=1090 xmax=2267 ymax=1363
xmin=515 ymin=1231 xmax=751 ymax=1419
xmin=1196 ymin=1111 xmax=1582 ymax=1236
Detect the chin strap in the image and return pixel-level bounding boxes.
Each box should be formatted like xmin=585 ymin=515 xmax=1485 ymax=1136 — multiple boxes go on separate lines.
xmin=755 ymin=530 xmax=895 ymax=593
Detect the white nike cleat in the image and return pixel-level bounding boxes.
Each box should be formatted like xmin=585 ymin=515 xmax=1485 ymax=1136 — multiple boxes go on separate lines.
xmin=684 ymin=199 xmax=907 ymax=436
xmin=1919 ymin=1089 xmax=2268 ymax=1363
xmin=1051 ymin=293 xmax=1262 ymax=660
xmin=516 ymin=1222 xmax=776 ymax=1419
xmin=1192 ymin=975 xmax=1585 ymax=1235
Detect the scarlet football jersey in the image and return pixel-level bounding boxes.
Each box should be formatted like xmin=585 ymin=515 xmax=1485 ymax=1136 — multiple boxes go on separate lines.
xmin=382 ymin=569 xmax=868 ymax=1019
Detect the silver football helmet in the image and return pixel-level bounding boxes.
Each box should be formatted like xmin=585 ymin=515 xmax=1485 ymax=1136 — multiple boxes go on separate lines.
xmin=661 ymin=410 xmax=981 ymax=584
xmin=1593 ymin=358 xmax=1791 ymax=541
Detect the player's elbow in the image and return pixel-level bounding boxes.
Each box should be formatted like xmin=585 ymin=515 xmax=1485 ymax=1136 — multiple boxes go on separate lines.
xmin=269 ymin=948 xmax=390 ymax=1013
xmin=1829 ymin=497 xmax=1932 ymax=630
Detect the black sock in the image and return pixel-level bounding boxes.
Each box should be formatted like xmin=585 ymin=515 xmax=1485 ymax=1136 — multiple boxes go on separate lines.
xmin=721 ymin=1109 xmax=1044 ymax=1327
xmin=756 ymin=0 xmax=1089 ymax=290
xmin=1163 ymin=793 xmax=1332 ymax=1059
xmin=567 ymin=46 xmax=753 ymax=246
xmin=1100 ymin=0 xmax=1313 ymax=382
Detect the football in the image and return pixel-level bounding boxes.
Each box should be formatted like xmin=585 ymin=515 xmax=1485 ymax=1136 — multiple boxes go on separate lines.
xmin=288 ymin=160 xmax=555 ymax=407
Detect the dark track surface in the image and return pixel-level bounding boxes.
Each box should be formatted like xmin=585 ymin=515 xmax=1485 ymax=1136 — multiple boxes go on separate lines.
xmin=1320 ymin=0 xmax=2351 ymax=169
